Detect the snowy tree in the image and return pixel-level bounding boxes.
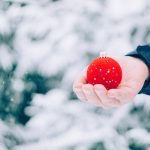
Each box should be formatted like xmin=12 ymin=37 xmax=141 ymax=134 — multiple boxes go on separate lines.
xmin=0 ymin=0 xmax=150 ymax=150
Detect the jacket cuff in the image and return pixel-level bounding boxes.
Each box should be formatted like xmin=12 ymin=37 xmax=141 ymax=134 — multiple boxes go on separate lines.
xmin=126 ymin=45 xmax=150 ymax=95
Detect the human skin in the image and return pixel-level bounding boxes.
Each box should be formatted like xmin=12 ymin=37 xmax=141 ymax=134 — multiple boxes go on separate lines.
xmin=73 ymin=56 xmax=149 ymax=109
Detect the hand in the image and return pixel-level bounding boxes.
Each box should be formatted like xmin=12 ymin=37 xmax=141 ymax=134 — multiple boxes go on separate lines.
xmin=73 ymin=56 xmax=149 ymax=109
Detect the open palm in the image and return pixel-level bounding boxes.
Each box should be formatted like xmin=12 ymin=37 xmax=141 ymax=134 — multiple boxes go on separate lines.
xmin=73 ymin=56 xmax=149 ymax=108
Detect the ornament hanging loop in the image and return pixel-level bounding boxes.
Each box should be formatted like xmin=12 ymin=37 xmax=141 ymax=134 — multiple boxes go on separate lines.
xmin=99 ymin=51 xmax=107 ymax=58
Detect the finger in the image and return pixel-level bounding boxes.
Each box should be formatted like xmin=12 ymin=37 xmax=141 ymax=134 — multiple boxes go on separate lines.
xmin=108 ymin=89 xmax=128 ymax=103
xmin=82 ymin=84 xmax=104 ymax=107
xmin=73 ymin=83 xmax=87 ymax=101
xmin=73 ymin=75 xmax=87 ymax=89
xmin=73 ymin=73 xmax=87 ymax=101
xmin=73 ymin=88 xmax=87 ymax=101
xmin=94 ymin=84 xmax=121 ymax=107
xmin=94 ymin=84 xmax=109 ymax=106
xmin=73 ymin=82 xmax=83 ymax=92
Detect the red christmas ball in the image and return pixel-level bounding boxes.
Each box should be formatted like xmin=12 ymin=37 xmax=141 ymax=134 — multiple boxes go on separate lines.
xmin=87 ymin=57 xmax=122 ymax=90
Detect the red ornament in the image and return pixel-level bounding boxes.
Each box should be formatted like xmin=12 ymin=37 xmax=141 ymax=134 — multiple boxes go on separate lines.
xmin=87 ymin=57 xmax=122 ymax=90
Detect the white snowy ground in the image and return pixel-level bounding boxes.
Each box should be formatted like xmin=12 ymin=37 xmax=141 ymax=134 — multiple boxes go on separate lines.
xmin=13 ymin=92 xmax=150 ymax=150
xmin=0 ymin=0 xmax=150 ymax=149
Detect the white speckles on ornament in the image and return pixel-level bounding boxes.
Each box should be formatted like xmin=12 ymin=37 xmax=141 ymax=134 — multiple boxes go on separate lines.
xmin=103 ymin=77 xmax=105 ymax=80
xmin=95 ymin=67 xmax=98 ymax=70
xmin=99 ymin=69 xmax=102 ymax=72
xmin=107 ymin=69 xmax=110 ymax=73
xmin=94 ymin=78 xmax=97 ymax=81
xmin=112 ymin=67 xmax=115 ymax=70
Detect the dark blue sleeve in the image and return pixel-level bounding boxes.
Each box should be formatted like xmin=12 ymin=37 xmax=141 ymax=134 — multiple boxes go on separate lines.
xmin=126 ymin=45 xmax=150 ymax=95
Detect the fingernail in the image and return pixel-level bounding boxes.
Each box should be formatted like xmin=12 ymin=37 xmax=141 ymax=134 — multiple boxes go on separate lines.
xmin=77 ymin=83 xmax=83 ymax=88
xmin=82 ymin=85 xmax=92 ymax=94
xmin=73 ymin=87 xmax=81 ymax=93
xmin=82 ymin=84 xmax=91 ymax=90
xmin=94 ymin=85 xmax=100 ymax=91
xmin=74 ymin=83 xmax=83 ymax=89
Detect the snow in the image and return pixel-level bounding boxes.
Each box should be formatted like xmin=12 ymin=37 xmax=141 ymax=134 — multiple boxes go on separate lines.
xmin=0 ymin=45 xmax=14 ymax=69
xmin=11 ymin=96 xmax=150 ymax=150
xmin=0 ymin=0 xmax=150 ymax=149
xmin=106 ymin=0 xmax=146 ymax=20
xmin=0 ymin=14 xmax=10 ymax=34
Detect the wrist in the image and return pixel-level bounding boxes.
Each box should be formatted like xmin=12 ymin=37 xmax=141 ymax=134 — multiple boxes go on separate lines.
xmin=136 ymin=57 xmax=149 ymax=80
xmin=127 ymin=56 xmax=149 ymax=80
xmin=126 ymin=45 xmax=150 ymax=95
xmin=138 ymin=59 xmax=149 ymax=81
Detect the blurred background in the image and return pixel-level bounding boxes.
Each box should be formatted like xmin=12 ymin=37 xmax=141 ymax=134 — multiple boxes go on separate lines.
xmin=0 ymin=0 xmax=150 ymax=149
